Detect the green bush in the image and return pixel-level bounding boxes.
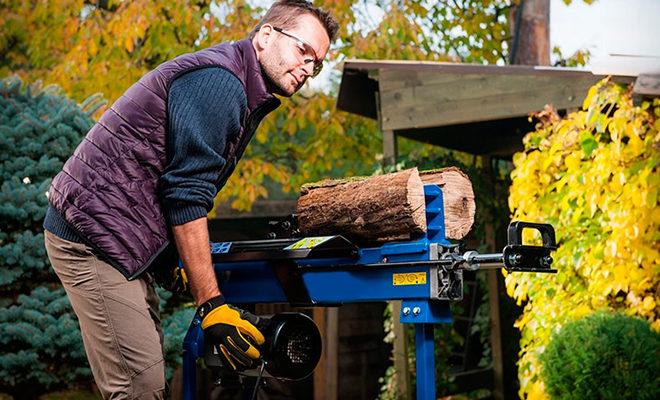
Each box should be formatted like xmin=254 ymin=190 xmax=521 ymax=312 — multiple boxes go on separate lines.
xmin=0 ymin=76 xmax=101 ymax=397
xmin=540 ymin=312 xmax=660 ymax=400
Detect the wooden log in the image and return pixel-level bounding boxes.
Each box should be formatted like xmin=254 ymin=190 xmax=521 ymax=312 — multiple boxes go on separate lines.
xmin=297 ymin=168 xmax=426 ymax=243
xmin=297 ymin=167 xmax=475 ymax=242
xmin=420 ymin=167 xmax=475 ymax=239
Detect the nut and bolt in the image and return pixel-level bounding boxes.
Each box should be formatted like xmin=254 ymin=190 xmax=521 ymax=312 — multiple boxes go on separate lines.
xmin=542 ymin=255 xmax=553 ymax=267
xmin=402 ymin=307 xmax=411 ymax=316
xmin=508 ymin=253 xmax=523 ymax=266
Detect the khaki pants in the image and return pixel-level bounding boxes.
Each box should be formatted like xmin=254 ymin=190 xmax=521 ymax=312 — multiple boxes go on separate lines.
xmin=45 ymin=231 xmax=166 ymax=399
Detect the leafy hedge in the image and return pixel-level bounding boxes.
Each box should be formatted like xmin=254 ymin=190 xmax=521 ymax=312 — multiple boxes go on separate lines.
xmin=506 ymin=78 xmax=659 ymax=399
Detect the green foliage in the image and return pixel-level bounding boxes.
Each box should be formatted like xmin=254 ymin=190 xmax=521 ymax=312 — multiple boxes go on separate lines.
xmin=0 ymin=286 xmax=90 ymax=394
xmin=0 ymin=76 xmax=99 ymax=290
xmin=540 ymin=312 xmax=660 ymax=400
xmin=506 ymin=79 xmax=659 ymax=399
xmin=162 ymin=307 xmax=195 ymax=381
xmin=0 ymin=76 xmax=98 ymax=395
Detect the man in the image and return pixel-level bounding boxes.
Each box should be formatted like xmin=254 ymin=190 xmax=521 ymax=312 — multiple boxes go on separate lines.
xmin=43 ymin=1 xmax=338 ymax=397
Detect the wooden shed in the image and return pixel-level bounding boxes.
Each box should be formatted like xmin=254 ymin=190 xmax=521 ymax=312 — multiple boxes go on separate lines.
xmin=336 ymin=59 xmax=644 ymax=160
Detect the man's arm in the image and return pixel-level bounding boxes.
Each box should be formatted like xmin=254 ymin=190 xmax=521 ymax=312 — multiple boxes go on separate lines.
xmin=172 ymin=217 xmax=219 ymax=305
xmin=161 ymin=67 xmax=264 ymax=371
xmin=160 ymin=67 xmax=247 ymax=305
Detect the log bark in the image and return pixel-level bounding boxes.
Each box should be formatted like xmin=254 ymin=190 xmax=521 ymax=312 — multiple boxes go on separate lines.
xmin=297 ymin=168 xmax=426 ymax=243
xmin=420 ymin=167 xmax=475 ymax=239
xmin=296 ymin=167 xmax=475 ymax=243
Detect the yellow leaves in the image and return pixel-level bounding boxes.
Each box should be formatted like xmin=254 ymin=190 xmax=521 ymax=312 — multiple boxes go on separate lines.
xmin=573 ymin=304 xmax=592 ymax=319
xmin=564 ymin=152 xmax=580 ymax=171
xmin=582 ymin=83 xmax=599 ymax=110
xmin=88 ymin=39 xmax=98 ymax=57
xmin=507 ymin=79 xmax=659 ymax=399
xmin=642 ymin=296 xmax=656 ymax=312
xmin=652 ymin=319 xmax=660 ymax=332
xmin=124 ymin=36 xmax=134 ymax=53
xmin=526 ymin=380 xmax=549 ymax=400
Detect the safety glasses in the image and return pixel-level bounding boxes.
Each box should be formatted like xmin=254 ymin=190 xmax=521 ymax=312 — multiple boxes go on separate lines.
xmin=272 ymin=26 xmax=323 ymax=77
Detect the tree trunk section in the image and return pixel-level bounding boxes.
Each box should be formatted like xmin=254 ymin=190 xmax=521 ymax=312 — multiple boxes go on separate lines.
xmin=297 ymin=168 xmax=426 ymax=243
xmin=297 ymin=167 xmax=475 ymax=242
xmin=509 ymin=0 xmax=550 ymax=66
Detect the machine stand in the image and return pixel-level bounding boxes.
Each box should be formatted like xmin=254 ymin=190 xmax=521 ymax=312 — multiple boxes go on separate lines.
xmin=415 ymin=324 xmax=436 ymax=400
xmin=182 ymin=317 xmax=203 ymax=400
xmin=400 ymin=299 xmax=451 ymax=399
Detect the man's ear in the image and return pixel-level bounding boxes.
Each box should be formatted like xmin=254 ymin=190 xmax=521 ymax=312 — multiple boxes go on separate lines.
xmin=254 ymin=24 xmax=275 ymax=52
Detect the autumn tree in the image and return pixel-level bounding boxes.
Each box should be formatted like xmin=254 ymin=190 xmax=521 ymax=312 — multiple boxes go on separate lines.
xmin=1 ymin=0 xmax=520 ymax=210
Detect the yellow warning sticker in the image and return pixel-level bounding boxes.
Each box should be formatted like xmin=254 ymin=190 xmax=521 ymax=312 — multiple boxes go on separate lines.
xmin=284 ymin=236 xmax=334 ymax=250
xmin=392 ymin=272 xmax=427 ymax=286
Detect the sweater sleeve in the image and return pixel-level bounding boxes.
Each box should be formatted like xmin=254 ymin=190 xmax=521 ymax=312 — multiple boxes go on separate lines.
xmin=160 ymin=67 xmax=247 ymax=226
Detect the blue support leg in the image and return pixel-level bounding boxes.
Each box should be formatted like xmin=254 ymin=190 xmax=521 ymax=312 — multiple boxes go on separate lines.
xmin=415 ymin=323 xmax=436 ymax=400
xmin=182 ymin=318 xmax=204 ymax=400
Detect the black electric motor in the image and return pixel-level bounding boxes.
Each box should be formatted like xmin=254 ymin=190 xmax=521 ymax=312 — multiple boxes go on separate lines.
xmin=205 ymin=312 xmax=322 ymax=381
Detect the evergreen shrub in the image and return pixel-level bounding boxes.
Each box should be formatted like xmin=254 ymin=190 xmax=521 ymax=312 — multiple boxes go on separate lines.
xmin=0 ymin=76 xmax=101 ymax=396
xmin=540 ymin=312 xmax=660 ymax=400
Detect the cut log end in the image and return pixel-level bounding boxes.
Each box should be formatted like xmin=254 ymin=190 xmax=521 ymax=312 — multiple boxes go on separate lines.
xmin=420 ymin=167 xmax=475 ymax=239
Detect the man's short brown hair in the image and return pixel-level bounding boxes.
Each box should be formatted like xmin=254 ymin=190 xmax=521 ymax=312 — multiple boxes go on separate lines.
xmin=249 ymin=0 xmax=339 ymax=42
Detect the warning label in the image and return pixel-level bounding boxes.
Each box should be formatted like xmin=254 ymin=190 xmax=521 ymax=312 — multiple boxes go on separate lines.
xmin=392 ymin=272 xmax=427 ymax=286
xmin=284 ymin=236 xmax=334 ymax=250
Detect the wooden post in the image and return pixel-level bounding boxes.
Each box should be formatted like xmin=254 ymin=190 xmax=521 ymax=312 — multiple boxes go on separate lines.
xmin=378 ymin=77 xmax=411 ymax=399
xmin=482 ymin=156 xmax=504 ymax=400
xmin=381 ymin=93 xmax=410 ymax=399
xmin=376 ymin=83 xmax=399 ymax=168
xmin=314 ymin=307 xmax=338 ymax=400
xmin=392 ymin=301 xmax=412 ymax=399
xmin=313 ymin=308 xmax=327 ymax=400
xmin=383 ymin=130 xmax=397 ymax=167
xmin=486 ymin=244 xmax=505 ymax=400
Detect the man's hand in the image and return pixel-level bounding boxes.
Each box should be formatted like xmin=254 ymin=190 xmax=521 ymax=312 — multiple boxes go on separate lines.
xmin=198 ymin=295 xmax=265 ymax=370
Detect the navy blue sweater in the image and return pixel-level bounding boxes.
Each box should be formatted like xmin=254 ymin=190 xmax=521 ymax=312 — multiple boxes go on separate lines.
xmin=44 ymin=67 xmax=248 ymax=242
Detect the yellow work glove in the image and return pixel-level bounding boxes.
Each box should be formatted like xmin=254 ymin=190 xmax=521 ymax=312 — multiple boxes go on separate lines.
xmin=197 ymin=295 xmax=265 ymax=370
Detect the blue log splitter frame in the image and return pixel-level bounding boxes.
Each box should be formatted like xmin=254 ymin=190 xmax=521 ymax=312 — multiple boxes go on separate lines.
xmin=182 ymin=185 xmax=455 ymax=400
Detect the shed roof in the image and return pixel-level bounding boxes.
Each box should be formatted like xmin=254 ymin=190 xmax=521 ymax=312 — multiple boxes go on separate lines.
xmin=336 ymin=59 xmax=638 ymax=157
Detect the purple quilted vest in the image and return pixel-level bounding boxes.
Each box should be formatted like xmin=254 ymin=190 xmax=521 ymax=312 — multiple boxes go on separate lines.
xmin=48 ymin=39 xmax=280 ymax=279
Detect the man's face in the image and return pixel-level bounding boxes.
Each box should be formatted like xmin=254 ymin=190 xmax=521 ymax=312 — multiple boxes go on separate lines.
xmin=255 ymin=14 xmax=330 ymax=97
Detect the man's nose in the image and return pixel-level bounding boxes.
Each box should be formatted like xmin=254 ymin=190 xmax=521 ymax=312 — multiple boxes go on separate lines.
xmin=300 ymin=61 xmax=314 ymax=77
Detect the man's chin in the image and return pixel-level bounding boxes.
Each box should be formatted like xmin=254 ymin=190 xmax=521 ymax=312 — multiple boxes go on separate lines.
xmin=274 ymin=82 xmax=297 ymax=97
xmin=263 ymin=75 xmax=292 ymax=97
